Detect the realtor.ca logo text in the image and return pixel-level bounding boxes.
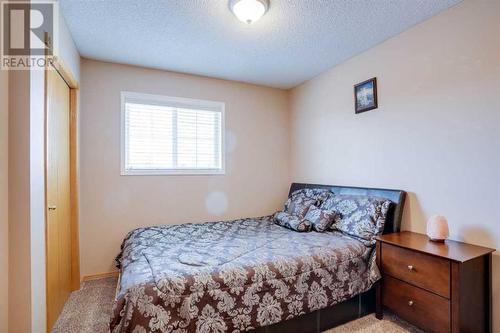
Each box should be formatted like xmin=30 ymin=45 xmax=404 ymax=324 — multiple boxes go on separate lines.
xmin=1 ymin=0 xmax=58 ymax=70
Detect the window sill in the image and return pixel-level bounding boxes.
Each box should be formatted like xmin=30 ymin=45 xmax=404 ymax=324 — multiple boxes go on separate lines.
xmin=120 ymin=169 xmax=226 ymax=176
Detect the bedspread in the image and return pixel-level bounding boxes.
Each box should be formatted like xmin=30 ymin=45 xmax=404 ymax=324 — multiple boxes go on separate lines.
xmin=110 ymin=216 xmax=380 ymax=333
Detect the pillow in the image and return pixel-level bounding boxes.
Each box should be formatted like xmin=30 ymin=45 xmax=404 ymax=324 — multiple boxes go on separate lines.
xmin=273 ymin=211 xmax=312 ymax=232
xmin=284 ymin=196 xmax=317 ymax=218
xmin=320 ymin=195 xmax=391 ymax=243
xmin=289 ymin=188 xmax=334 ymax=203
xmin=304 ymin=205 xmax=339 ymax=232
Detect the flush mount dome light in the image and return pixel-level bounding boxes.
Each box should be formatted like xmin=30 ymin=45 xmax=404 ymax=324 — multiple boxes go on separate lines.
xmin=229 ymin=0 xmax=269 ymax=24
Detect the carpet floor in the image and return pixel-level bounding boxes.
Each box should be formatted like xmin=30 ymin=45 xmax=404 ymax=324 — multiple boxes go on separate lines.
xmin=52 ymin=277 xmax=117 ymax=333
xmin=53 ymin=277 xmax=422 ymax=333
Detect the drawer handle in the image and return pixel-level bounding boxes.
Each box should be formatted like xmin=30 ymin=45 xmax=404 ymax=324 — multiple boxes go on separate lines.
xmin=407 ymin=265 xmax=414 ymax=271
xmin=408 ymin=300 xmax=414 ymax=307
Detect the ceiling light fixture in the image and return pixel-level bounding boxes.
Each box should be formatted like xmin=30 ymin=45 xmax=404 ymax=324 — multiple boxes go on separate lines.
xmin=229 ymin=0 xmax=269 ymax=24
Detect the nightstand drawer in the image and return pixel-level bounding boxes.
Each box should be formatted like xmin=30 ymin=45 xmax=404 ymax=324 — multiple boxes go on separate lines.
xmin=383 ymin=276 xmax=450 ymax=333
xmin=381 ymin=243 xmax=450 ymax=298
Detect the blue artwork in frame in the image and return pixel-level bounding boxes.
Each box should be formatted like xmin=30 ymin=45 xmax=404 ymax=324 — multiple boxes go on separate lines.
xmin=354 ymin=77 xmax=378 ymax=114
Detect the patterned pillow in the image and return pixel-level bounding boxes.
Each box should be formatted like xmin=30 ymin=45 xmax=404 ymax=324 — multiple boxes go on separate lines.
xmin=273 ymin=211 xmax=312 ymax=232
xmin=289 ymin=188 xmax=334 ymax=203
xmin=284 ymin=195 xmax=317 ymax=218
xmin=304 ymin=205 xmax=340 ymax=232
xmin=320 ymin=195 xmax=392 ymax=243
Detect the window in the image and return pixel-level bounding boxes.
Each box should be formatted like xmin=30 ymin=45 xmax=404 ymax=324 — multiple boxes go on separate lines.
xmin=121 ymin=92 xmax=225 ymax=175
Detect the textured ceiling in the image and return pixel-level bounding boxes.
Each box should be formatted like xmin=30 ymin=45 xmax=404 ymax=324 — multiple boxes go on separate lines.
xmin=60 ymin=0 xmax=461 ymax=89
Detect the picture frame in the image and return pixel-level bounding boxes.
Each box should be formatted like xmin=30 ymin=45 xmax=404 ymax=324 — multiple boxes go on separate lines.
xmin=354 ymin=77 xmax=378 ymax=114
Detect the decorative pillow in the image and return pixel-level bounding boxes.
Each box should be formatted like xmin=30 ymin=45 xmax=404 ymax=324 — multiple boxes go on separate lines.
xmin=303 ymin=205 xmax=339 ymax=232
xmin=273 ymin=211 xmax=312 ymax=232
xmin=320 ymin=195 xmax=391 ymax=243
xmin=284 ymin=196 xmax=317 ymax=218
xmin=289 ymin=188 xmax=334 ymax=203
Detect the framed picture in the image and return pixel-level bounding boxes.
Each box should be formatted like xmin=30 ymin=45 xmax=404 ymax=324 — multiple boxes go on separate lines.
xmin=354 ymin=77 xmax=378 ymax=114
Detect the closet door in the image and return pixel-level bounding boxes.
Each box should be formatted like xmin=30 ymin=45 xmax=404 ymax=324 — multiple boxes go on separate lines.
xmin=46 ymin=68 xmax=72 ymax=330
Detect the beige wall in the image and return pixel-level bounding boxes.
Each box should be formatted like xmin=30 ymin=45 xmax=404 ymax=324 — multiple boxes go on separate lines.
xmin=290 ymin=0 xmax=500 ymax=331
xmin=1 ymin=64 xmax=9 ymax=332
xmin=56 ymin=11 xmax=81 ymax=84
xmin=80 ymin=59 xmax=290 ymax=276
xmin=8 ymin=70 xmax=32 ymax=333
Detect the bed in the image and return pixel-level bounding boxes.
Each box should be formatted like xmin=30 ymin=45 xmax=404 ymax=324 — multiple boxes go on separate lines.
xmin=110 ymin=183 xmax=406 ymax=333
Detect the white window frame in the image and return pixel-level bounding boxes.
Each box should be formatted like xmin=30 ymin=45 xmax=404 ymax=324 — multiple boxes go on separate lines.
xmin=120 ymin=91 xmax=226 ymax=176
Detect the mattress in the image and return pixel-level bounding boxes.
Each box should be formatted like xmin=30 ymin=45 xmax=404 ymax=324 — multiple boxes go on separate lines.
xmin=110 ymin=216 xmax=380 ymax=332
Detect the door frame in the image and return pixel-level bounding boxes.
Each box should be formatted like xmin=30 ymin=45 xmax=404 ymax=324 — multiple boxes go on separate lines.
xmin=44 ymin=57 xmax=80 ymax=329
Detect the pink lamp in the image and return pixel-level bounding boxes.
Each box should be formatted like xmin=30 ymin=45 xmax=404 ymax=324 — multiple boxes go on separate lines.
xmin=426 ymin=215 xmax=449 ymax=242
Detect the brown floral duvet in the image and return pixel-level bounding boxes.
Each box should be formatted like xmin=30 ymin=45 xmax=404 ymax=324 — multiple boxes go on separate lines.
xmin=110 ymin=216 xmax=380 ymax=333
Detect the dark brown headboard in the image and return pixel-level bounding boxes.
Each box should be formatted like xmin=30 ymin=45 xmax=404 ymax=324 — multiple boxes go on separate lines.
xmin=288 ymin=183 xmax=406 ymax=234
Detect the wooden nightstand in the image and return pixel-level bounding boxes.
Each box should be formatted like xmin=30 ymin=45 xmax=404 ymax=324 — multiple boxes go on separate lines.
xmin=375 ymin=231 xmax=495 ymax=333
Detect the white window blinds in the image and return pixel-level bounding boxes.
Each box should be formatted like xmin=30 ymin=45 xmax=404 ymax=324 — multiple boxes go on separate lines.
xmin=121 ymin=92 xmax=225 ymax=175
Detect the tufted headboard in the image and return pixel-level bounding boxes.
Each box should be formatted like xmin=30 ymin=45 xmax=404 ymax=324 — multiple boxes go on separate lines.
xmin=288 ymin=183 xmax=406 ymax=234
